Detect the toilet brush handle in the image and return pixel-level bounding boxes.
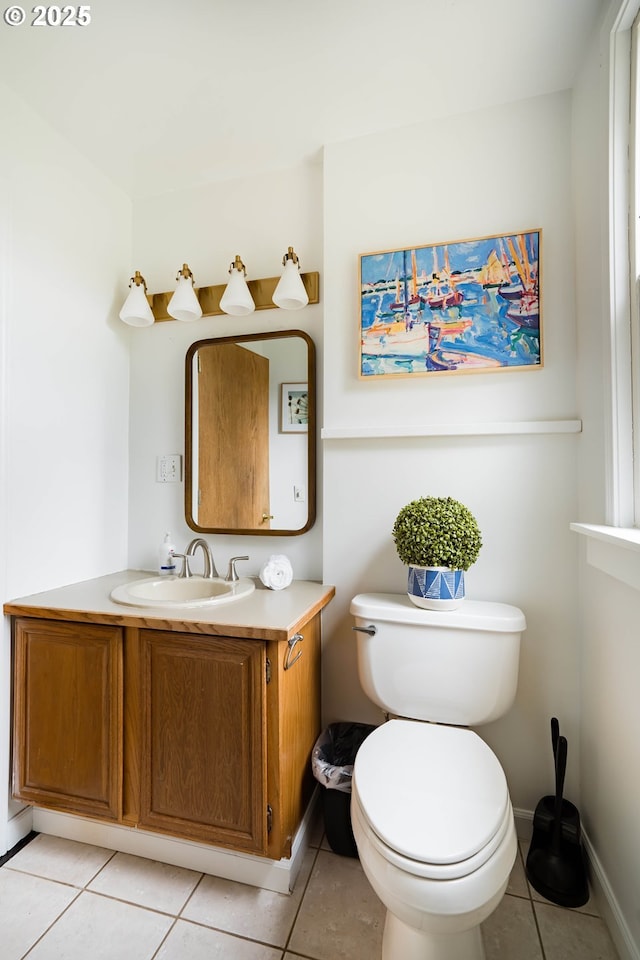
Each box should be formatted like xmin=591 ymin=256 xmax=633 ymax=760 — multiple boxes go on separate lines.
xmin=551 ymin=717 xmax=560 ymax=764
xmin=552 ymin=736 xmax=567 ymax=851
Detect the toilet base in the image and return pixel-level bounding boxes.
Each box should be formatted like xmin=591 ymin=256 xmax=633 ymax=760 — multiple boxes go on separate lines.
xmin=383 ymin=911 xmax=485 ymax=960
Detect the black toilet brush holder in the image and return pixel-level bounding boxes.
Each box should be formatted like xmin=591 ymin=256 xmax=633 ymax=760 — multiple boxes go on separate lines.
xmin=525 ymin=718 xmax=589 ymax=908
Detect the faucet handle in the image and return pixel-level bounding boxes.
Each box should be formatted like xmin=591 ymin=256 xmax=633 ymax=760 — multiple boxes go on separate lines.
xmin=226 ymin=556 xmax=249 ymax=582
xmin=172 ymin=552 xmax=190 ymax=578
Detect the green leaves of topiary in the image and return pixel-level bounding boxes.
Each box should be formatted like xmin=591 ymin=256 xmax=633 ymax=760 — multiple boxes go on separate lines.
xmin=392 ymin=496 xmax=482 ymax=571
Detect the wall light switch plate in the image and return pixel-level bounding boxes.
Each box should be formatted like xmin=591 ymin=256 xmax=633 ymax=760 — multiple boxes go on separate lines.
xmin=157 ymin=454 xmax=182 ymax=483
xmin=293 ymin=484 xmax=306 ymax=502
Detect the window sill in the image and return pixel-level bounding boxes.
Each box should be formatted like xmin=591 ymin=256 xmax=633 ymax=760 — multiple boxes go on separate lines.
xmin=570 ymin=523 xmax=640 ymax=591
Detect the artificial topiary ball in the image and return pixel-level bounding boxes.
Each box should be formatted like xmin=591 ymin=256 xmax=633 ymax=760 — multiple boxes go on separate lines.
xmin=392 ymin=496 xmax=482 ymax=571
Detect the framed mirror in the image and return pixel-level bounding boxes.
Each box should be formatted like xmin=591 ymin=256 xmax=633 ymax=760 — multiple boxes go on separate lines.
xmin=185 ymin=330 xmax=316 ymax=535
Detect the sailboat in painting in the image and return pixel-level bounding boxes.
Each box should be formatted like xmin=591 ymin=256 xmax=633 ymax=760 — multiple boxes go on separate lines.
xmin=478 ymin=246 xmax=509 ymax=288
xmin=495 ymin=238 xmax=525 ymax=299
xmin=422 ymin=246 xmax=464 ymax=309
xmin=501 ymin=234 xmax=539 ymax=328
xmin=390 ymin=250 xmax=421 ymax=312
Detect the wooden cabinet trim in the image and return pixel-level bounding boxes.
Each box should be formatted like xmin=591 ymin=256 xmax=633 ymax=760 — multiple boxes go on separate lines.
xmin=123 ymin=626 xmax=141 ymax=824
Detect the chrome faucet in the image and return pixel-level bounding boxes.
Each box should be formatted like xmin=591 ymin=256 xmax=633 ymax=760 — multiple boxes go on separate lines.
xmin=225 ymin=555 xmax=249 ymax=582
xmin=175 ymin=538 xmax=219 ymax=579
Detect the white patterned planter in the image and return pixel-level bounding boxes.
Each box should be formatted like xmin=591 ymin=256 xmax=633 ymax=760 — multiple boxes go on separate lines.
xmin=407 ymin=565 xmax=465 ymax=610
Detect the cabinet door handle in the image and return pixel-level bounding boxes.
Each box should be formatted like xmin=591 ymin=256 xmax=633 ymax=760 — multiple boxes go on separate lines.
xmin=284 ymin=633 xmax=303 ymax=670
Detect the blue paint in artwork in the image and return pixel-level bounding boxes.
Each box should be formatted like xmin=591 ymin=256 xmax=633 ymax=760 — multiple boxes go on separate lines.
xmin=360 ymin=235 xmax=539 ymax=286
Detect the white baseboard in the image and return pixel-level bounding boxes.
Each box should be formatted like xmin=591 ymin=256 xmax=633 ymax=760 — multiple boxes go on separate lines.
xmin=581 ymin=827 xmax=640 ymax=960
xmin=5 ymin=805 xmax=33 ymax=854
xmin=32 ymin=794 xmax=319 ymax=895
xmin=514 ymin=807 xmax=638 ymax=960
xmin=513 ymin=806 xmax=533 ymax=840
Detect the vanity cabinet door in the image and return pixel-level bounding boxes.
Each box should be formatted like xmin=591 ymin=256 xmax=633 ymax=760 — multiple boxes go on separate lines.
xmin=12 ymin=618 xmax=123 ymax=820
xmin=137 ymin=630 xmax=268 ymax=854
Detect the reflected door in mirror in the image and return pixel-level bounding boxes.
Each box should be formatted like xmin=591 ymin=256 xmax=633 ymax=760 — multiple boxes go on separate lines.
xmin=197 ymin=343 xmax=270 ymax=529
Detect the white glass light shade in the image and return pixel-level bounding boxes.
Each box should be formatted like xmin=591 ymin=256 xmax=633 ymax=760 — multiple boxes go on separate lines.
xmin=273 ymin=257 xmax=309 ymax=310
xmin=119 ymin=274 xmax=155 ymax=327
xmin=219 ymin=266 xmax=255 ymax=316
xmin=167 ymin=272 xmax=202 ymax=322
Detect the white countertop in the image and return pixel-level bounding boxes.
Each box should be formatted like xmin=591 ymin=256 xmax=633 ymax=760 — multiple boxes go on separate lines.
xmin=4 ymin=570 xmax=336 ymax=641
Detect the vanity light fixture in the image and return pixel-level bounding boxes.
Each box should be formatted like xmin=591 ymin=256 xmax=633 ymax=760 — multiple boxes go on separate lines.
xmin=118 ymin=271 xmax=155 ymax=327
xmin=272 ymin=247 xmax=309 ymax=310
xmin=219 ymin=255 xmax=256 ymax=316
xmin=119 ymin=254 xmax=319 ymax=323
xmin=167 ymin=263 xmax=203 ymax=322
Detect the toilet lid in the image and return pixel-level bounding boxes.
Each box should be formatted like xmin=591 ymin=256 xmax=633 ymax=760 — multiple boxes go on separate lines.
xmin=353 ymin=720 xmax=509 ymax=866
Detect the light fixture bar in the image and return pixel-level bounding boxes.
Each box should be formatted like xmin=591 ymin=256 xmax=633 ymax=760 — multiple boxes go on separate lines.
xmin=149 ymin=271 xmax=320 ymax=322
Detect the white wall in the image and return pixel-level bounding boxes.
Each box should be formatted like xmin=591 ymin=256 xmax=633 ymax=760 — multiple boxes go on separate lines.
xmin=128 ymin=163 xmax=323 ymax=581
xmin=0 ymin=81 xmax=131 ymax=853
xmin=321 ymin=91 xmax=582 ymax=812
xmin=573 ymin=5 xmax=640 ymax=955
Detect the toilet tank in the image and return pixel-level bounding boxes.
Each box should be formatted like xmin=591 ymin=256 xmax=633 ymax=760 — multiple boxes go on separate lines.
xmin=350 ymin=593 xmax=526 ymax=726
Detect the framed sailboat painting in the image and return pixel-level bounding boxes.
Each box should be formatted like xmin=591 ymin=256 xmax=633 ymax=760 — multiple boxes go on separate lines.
xmin=358 ymin=230 xmax=542 ymax=379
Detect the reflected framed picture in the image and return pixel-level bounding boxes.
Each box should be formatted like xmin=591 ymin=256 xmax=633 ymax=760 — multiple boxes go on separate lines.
xmin=359 ymin=229 xmax=542 ymax=379
xmin=280 ymin=382 xmax=309 ymax=433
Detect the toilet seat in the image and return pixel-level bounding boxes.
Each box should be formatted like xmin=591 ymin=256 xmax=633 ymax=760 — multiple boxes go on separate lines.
xmin=352 ymin=719 xmax=511 ymax=880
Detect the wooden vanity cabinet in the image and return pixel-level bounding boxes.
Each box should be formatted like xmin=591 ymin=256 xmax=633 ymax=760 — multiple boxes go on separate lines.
xmin=12 ymin=619 xmax=123 ymax=821
xmin=11 ymin=609 xmax=323 ymax=860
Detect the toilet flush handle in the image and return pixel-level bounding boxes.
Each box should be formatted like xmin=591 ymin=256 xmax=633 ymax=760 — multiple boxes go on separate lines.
xmin=352 ymin=625 xmax=377 ymax=636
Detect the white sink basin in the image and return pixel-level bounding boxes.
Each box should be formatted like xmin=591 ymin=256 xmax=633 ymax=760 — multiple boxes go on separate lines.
xmin=110 ymin=575 xmax=255 ymax=609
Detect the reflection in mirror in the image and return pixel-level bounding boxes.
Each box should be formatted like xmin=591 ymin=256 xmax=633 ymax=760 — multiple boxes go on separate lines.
xmin=185 ymin=330 xmax=315 ymax=535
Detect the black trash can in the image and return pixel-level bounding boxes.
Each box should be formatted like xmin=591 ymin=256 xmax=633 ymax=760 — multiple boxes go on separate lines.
xmin=311 ymin=721 xmax=376 ymax=857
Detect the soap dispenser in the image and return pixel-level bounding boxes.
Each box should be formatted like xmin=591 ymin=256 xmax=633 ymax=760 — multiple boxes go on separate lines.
xmin=158 ymin=532 xmax=176 ymax=576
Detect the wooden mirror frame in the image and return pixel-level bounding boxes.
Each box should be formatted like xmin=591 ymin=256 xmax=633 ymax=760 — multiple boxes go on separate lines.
xmin=185 ymin=330 xmax=316 ymax=536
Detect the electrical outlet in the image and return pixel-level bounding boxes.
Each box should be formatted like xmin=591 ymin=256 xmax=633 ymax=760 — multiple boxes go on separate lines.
xmin=157 ymin=454 xmax=182 ymax=483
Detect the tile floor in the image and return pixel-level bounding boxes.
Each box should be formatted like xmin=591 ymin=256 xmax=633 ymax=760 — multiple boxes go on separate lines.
xmin=0 ymin=825 xmax=620 ymax=960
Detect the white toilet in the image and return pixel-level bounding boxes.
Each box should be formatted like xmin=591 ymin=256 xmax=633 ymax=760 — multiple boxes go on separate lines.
xmin=350 ymin=592 xmax=526 ymax=960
